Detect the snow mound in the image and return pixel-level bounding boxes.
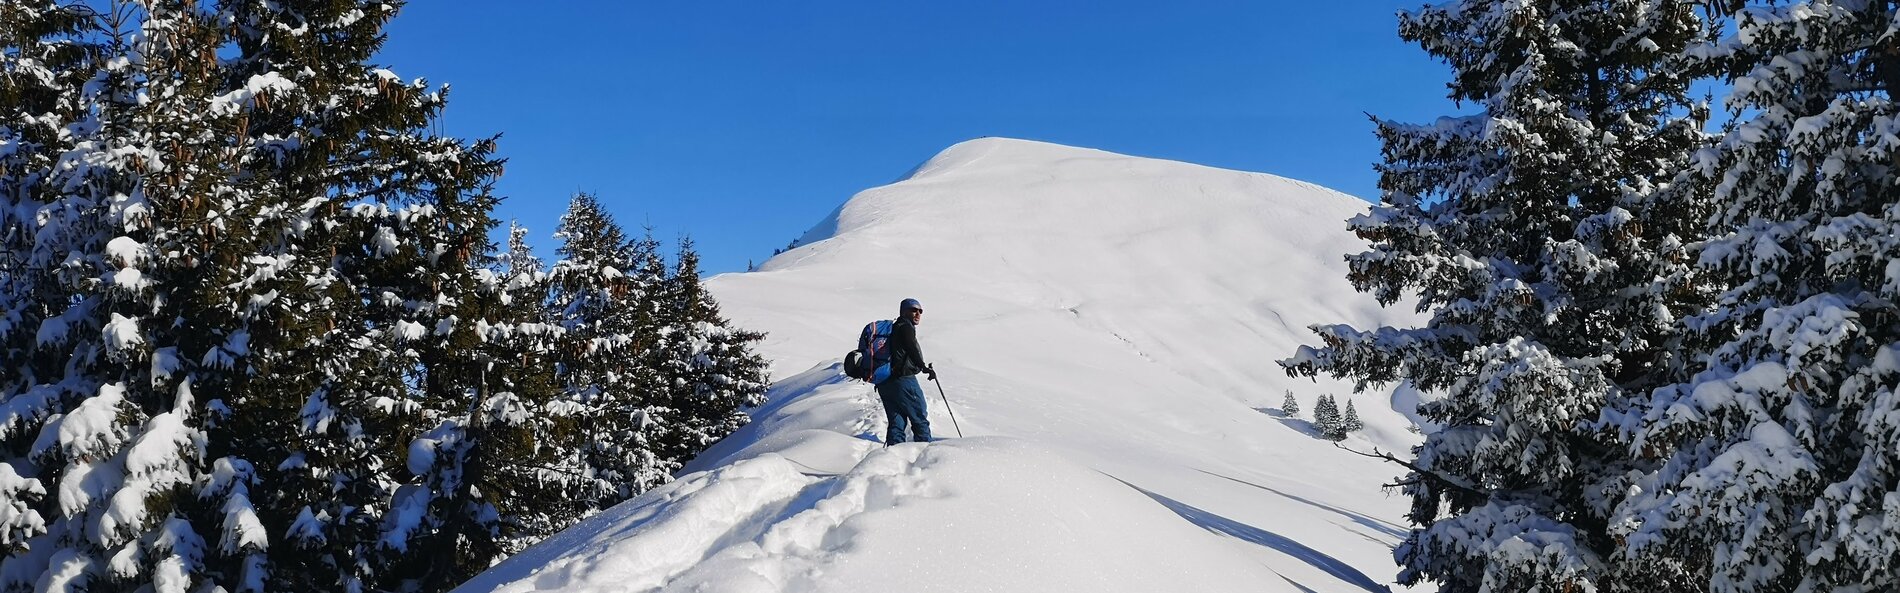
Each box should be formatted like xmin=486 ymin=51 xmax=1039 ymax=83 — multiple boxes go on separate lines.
xmin=458 ymin=138 xmax=1424 ymax=593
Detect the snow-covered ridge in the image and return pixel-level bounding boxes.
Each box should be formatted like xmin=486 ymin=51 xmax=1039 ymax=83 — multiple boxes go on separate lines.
xmin=456 ymin=138 xmax=1425 ymax=593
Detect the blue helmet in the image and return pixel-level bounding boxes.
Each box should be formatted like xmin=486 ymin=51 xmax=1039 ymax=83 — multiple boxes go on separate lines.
xmin=900 ymin=298 xmax=923 ymax=314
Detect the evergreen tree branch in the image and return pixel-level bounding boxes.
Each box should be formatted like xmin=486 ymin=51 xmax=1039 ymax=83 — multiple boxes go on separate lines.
xmin=497 ymin=461 xmax=610 ymax=485
xmin=1330 ymin=442 xmax=1487 ymax=499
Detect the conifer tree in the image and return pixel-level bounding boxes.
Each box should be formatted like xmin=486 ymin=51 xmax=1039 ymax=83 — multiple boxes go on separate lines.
xmin=0 ymin=2 xmax=284 ymax=590
xmin=498 ymin=221 xmax=545 ymax=295
xmin=472 ymin=222 xmax=575 ymax=555
xmin=1312 ymin=394 xmax=1341 ymax=438
xmin=1281 ymin=390 xmax=1300 ymax=417
xmin=1338 ymin=399 xmax=1363 ymax=438
xmin=0 ymin=0 xmax=103 ymax=570
xmin=548 ymin=195 xmax=669 ymax=511
xmin=0 ymin=1 xmax=558 ymax=590
xmin=623 ymin=231 xmax=680 ymax=460
xmin=543 ymin=209 xmax=767 ymax=515
xmin=205 ymin=1 xmax=533 ymax=588
xmin=1281 ymin=2 xmax=1716 ymax=591
xmin=1611 ymin=4 xmax=1900 ymax=592
xmin=647 ymin=237 xmax=769 ymax=467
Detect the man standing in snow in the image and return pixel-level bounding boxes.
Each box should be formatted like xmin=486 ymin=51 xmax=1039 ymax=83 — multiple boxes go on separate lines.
xmin=878 ymin=298 xmax=937 ymax=444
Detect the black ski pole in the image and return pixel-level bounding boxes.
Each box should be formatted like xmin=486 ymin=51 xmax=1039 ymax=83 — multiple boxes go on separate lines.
xmin=930 ymin=373 xmax=965 ymax=438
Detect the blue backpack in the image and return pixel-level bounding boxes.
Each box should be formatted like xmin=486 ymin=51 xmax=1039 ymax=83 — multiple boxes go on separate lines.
xmin=843 ymin=319 xmax=894 ymax=383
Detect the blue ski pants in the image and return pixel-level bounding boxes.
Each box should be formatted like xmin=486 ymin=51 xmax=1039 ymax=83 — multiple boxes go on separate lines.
xmin=875 ymin=375 xmax=931 ymax=445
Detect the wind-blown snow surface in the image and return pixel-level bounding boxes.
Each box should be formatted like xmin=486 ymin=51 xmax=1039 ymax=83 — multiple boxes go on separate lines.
xmin=455 ymin=138 xmax=1428 ymax=593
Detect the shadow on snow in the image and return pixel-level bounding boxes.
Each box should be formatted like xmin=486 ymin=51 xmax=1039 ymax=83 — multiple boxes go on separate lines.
xmin=1106 ymin=475 xmax=1393 ymax=593
xmin=1255 ymin=407 xmax=1329 ymax=441
xmin=1193 ymin=469 xmax=1409 ymax=541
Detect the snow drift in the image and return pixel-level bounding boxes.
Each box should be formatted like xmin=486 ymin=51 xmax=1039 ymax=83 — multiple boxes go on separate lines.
xmin=454 ymin=138 xmax=1427 ymax=593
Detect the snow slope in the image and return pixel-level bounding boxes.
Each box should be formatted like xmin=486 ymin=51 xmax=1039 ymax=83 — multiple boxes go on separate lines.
xmin=454 ymin=138 xmax=1427 ymax=593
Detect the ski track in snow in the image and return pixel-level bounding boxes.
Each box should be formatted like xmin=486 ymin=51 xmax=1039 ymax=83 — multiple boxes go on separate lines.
xmin=462 ymin=432 xmax=944 ymax=593
xmin=659 ymin=444 xmax=946 ymax=592
xmin=466 ymin=360 xmax=970 ymax=593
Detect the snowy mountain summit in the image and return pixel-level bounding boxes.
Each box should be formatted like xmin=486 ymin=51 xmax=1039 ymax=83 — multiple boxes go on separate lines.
xmin=453 ymin=138 xmax=1427 ymax=593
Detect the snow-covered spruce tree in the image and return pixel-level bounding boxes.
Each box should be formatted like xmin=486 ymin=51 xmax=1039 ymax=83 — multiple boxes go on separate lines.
xmin=644 ymin=237 xmax=768 ymax=468
xmin=497 ymin=221 xmax=545 ymax=291
xmin=1339 ymin=399 xmax=1364 ymax=439
xmin=623 ymin=232 xmax=682 ymax=462
xmin=1281 ymin=390 xmax=1301 ymax=416
xmin=1313 ymin=394 xmax=1341 ymax=438
xmin=398 ymin=215 xmax=574 ymax=579
xmin=0 ymin=3 xmax=287 ymax=591
xmin=478 ymin=220 xmax=583 ymax=553
xmin=547 ymin=194 xmax=671 ymax=512
xmin=1611 ymin=3 xmax=1900 ymax=592
xmin=0 ymin=1 xmax=560 ymax=591
xmin=0 ymin=2 xmax=124 ymax=590
xmin=192 ymin=1 xmax=554 ymax=589
xmin=0 ymin=0 xmax=102 ymax=562
xmin=1280 ymin=2 xmax=1717 ymax=591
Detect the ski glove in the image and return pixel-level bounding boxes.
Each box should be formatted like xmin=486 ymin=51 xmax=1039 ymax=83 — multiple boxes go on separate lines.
xmin=925 ymin=364 xmax=938 ymax=381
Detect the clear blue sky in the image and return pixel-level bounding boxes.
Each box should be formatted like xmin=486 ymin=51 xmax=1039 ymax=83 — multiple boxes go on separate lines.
xmin=376 ymin=1 xmax=1454 ymax=274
